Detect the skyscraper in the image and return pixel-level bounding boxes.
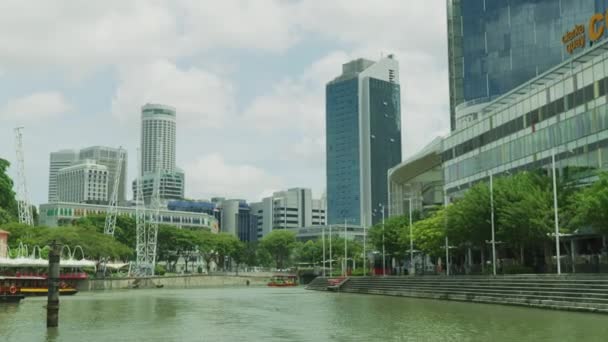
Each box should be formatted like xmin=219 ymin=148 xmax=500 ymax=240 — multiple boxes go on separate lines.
xmin=134 ymin=103 xmax=184 ymax=204
xmin=48 ymin=149 xmax=78 ymax=202
xmin=325 ymin=56 xmax=401 ymax=227
xmin=141 ymin=103 xmax=177 ymax=173
xmin=447 ymin=0 xmax=602 ymax=131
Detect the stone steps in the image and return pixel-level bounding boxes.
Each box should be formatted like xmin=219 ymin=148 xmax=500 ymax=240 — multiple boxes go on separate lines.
xmin=306 ymin=276 xmax=608 ymax=314
xmin=345 ymin=282 xmax=608 ymax=300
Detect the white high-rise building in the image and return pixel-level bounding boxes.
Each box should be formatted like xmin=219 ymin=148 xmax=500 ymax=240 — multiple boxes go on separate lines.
xmin=134 ymin=103 xmax=184 ymax=204
xmin=79 ymin=146 xmax=127 ymax=204
xmin=57 ymin=160 xmax=108 ymax=204
xmin=141 ymin=103 xmax=176 ymax=174
xmin=48 ymin=150 xmax=78 ymax=202
xmin=251 ymin=188 xmax=326 ymax=239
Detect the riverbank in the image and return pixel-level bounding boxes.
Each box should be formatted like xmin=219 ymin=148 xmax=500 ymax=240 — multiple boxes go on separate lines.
xmin=77 ymin=274 xmax=270 ymax=291
xmin=307 ymin=275 xmax=608 ymax=314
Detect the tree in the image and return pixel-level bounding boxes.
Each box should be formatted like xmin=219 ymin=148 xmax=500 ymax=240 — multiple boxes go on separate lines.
xmin=447 ymin=182 xmax=491 ymax=250
xmin=258 ymin=230 xmax=296 ymax=269
xmin=409 ymin=208 xmax=447 ymax=258
xmin=570 ymin=172 xmax=608 ymax=234
xmin=368 ymin=215 xmax=410 ymax=261
xmin=494 ymin=172 xmax=553 ymax=264
xmin=0 ymin=158 xmax=17 ymax=220
xmin=156 ymin=226 xmax=198 ymax=272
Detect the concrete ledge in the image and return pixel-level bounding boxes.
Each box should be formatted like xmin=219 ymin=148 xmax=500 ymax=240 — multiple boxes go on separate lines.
xmin=77 ymin=274 xmax=269 ymax=291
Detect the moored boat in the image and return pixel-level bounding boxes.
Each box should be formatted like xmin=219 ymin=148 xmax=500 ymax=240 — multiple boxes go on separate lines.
xmin=14 ymin=275 xmax=79 ymax=296
xmin=267 ymin=275 xmax=298 ymax=287
xmin=0 ymin=276 xmax=25 ymax=303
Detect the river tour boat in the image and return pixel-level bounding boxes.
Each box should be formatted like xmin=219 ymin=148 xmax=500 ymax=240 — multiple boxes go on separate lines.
xmin=0 ymin=276 xmax=25 ymax=303
xmin=267 ymin=275 xmax=298 ymax=287
xmin=3 ymin=272 xmax=82 ymax=296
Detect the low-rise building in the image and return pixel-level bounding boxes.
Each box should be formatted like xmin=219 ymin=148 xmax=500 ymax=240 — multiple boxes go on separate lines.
xmin=287 ymin=224 xmax=366 ymax=243
xmin=388 ymin=137 xmax=444 ymax=217
xmin=39 ymin=202 xmax=218 ymax=232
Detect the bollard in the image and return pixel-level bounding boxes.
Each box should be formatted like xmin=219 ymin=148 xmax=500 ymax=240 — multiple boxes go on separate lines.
xmin=47 ymin=240 xmax=61 ymax=328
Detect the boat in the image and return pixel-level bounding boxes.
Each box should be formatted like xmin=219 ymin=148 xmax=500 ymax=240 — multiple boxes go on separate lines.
xmin=16 ymin=275 xmax=78 ymax=296
xmin=267 ymin=275 xmax=298 ymax=287
xmin=0 ymin=276 xmax=25 ymax=303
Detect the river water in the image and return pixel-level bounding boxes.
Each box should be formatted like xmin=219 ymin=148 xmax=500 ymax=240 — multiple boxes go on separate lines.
xmin=1 ymin=287 xmax=607 ymax=342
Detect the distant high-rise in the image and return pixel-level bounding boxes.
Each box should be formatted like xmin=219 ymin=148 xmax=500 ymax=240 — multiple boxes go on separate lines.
xmin=134 ymin=103 xmax=184 ymax=204
xmin=57 ymin=160 xmax=109 ymax=204
xmin=326 ymin=56 xmax=401 ymax=227
xmin=141 ymin=103 xmax=176 ymax=173
xmin=79 ymin=146 xmax=127 ymax=204
xmin=48 ymin=149 xmax=78 ymax=202
xmin=251 ymin=188 xmax=326 ymax=239
xmin=447 ymin=0 xmax=600 ymax=131
xmin=48 ymin=147 xmax=127 ymax=204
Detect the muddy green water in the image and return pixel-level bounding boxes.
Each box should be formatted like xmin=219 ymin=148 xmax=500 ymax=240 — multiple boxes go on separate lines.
xmin=1 ymin=287 xmax=607 ymax=341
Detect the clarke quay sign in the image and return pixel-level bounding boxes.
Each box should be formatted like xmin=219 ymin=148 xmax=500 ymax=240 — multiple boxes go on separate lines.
xmin=563 ymin=12 xmax=608 ymax=54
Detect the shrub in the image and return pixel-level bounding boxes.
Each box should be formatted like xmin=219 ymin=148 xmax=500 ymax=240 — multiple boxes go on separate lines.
xmin=155 ymin=264 xmax=166 ymax=276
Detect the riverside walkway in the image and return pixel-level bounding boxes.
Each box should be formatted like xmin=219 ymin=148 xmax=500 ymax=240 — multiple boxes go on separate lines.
xmin=307 ymin=275 xmax=608 ymax=313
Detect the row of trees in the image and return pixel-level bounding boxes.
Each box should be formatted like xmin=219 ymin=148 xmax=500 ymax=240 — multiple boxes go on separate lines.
xmin=367 ymin=171 xmax=608 ymax=272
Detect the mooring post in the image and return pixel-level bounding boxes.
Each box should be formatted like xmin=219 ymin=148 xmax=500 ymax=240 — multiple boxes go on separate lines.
xmin=47 ymin=240 xmax=61 ymax=328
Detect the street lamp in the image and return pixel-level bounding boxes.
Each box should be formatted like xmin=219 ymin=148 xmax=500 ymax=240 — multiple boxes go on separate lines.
xmin=489 ymin=172 xmax=497 ymax=276
xmin=551 ymin=148 xmax=561 ymax=275
xmin=379 ymin=203 xmax=386 ymax=277
xmin=322 ymin=226 xmax=326 ymax=277
xmin=408 ymin=197 xmax=413 ymax=276
xmin=329 ymin=225 xmax=332 ymax=277
xmin=343 ymin=219 xmax=348 ymax=277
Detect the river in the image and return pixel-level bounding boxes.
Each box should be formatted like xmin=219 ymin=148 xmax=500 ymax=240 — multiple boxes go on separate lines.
xmin=1 ymin=287 xmax=607 ymax=341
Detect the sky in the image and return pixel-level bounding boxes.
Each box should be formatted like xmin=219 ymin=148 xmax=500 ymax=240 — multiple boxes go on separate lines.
xmin=0 ymin=0 xmax=450 ymax=206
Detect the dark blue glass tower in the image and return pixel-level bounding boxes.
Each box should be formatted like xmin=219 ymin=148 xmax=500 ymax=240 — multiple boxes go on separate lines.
xmin=448 ymin=0 xmax=604 ymax=131
xmin=326 ymin=57 xmax=401 ymax=227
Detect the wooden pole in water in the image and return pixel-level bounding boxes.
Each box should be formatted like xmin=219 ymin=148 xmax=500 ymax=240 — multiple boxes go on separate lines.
xmin=47 ymin=240 xmax=61 ymax=327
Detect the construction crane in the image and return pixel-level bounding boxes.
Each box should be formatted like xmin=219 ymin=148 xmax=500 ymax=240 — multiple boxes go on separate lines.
xmin=134 ymin=148 xmax=149 ymax=276
xmin=146 ymin=141 xmax=163 ymax=276
xmin=104 ymin=147 xmax=125 ymax=236
xmin=14 ymin=127 xmax=34 ymax=226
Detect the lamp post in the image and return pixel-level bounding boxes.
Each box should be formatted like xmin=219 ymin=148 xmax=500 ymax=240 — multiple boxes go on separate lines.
xmin=408 ymin=197 xmax=413 ymax=276
xmin=322 ymin=226 xmax=326 ymax=277
xmin=344 ymin=219 xmax=348 ymax=277
xmin=363 ymin=223 xmax=367 ymax=276
xmin=551 ymin=148 xmax=561 ymax=275
xmin=489 ymin=172 xmax=497 ymax=276
xmin=329 ymin=225 xmax=332 ymax=277
xmin=380 ymin=204 xmax=386 ymax=277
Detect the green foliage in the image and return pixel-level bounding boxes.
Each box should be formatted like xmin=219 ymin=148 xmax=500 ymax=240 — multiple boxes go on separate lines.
xmin=155 ymin=264 xmax=166 ymax=276
xmin=0 ymin=158 xmax=17 ymax=220
xmin=410 ymin=208 xmax=447 ymax=257
xmin=258 ymin=230 xmax=296 ymax=269
xmin=368 ymin=215 xmax=410 ymax=260
xmin=570 ymin=172 xmax=608 ymax=234
xmin=0 ymin=223 xmax=132 ymax=260
xmin=447 ymin=181 xmax=491 ymax=248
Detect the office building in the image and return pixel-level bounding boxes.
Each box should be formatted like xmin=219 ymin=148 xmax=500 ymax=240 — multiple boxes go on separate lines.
xmin=39 ymin=202 xmax=218 ymax=232
xmin=79 ymin=146 xmax=128 ymax=204
xmin=443 ymin=37 xmax=608 ymax=198
xmin=288 ymin=224 xmax=366 ymax=243
xmin=56 ymin=160 xmax=109 ymax=204
xmin=388 ymin=137 xmax=444 ymax=217
xmin=213 ymin=199 xmax=258 ymax=242
xmin=251 ymin=188 xmax=326 ymax=239
xmin=326 ymin=56 xmax=401 ymax=227
xmin=48 ymin=150 xmax=78 ymax=202
xmin=133 ymin=103 xmax=185 ymax=204
xmin=447 ymin=0 xmax=603 ymax=131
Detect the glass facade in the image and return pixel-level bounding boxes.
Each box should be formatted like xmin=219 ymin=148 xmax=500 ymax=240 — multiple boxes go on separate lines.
xmin=443 ymin=39 xmax=608 ymax=194
xmin=369 ymin=78 xmax=402 ymax=225
xmin=326 ymin=78 xmax=361 ymax=225
xmin=448 ymin=0 xmax=603 ymax=131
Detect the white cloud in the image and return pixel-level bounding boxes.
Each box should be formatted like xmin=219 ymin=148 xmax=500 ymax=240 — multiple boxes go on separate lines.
xmin=183 ymin=153 xmax=284 ymax=201
xmin=111 ymin=60 xmax=236 ymax=128
xmin=0 ymin=91 xmax=72 ymax=122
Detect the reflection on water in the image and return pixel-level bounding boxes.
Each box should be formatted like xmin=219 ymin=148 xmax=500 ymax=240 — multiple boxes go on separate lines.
xmin=1 ymin=287 xmax=607 ymax=342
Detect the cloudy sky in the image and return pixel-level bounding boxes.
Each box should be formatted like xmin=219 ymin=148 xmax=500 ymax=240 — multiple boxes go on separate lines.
xmin=0 ymin=0 xmax=449 ymax=205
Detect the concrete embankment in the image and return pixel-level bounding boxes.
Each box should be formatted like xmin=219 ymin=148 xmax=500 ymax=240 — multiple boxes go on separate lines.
xmin=78 ymin=274 xmax=269 ymax=291
xmin=307 ymin=275 xmax=608 ymax=314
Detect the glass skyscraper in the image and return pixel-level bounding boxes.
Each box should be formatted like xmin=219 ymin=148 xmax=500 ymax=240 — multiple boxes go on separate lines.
xmin=326 ymin=56 xmax=401 ymax=227
xmin=447 ymin=0 xmax=605 ymax=131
